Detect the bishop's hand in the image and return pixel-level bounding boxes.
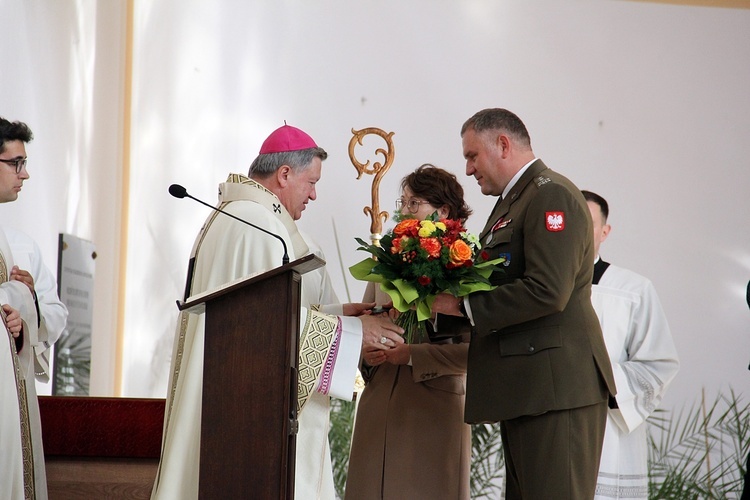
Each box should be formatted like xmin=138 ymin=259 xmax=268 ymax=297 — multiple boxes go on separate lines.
xmin=359 ymin=314 xmax=404 ymax=351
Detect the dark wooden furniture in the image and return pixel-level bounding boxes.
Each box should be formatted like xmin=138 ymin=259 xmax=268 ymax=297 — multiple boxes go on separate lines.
xmin=179 ymin=254 xmax=323 ymax=499
xmin=39 ymin=396 xmax=164 ymax=499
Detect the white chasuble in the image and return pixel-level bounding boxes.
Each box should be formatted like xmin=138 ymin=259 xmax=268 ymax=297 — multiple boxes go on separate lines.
xmin=0 ymin=228 xmax=46 ymax=500
xmin=592 ymin=263 xmax=679 ymax=499
xmin=152 ymin=175 xmax=361 ymax=500
xmin=3 ymin=227 xmax=68 ymax=384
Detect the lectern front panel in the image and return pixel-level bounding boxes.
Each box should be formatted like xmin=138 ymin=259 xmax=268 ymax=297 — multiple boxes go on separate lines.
xmin=200 ymin=270 xmax=300 ymax=499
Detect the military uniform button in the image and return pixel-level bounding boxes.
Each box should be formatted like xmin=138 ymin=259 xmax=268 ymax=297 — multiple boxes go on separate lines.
xmin=528 ymin=345 xmax=535 ymax=352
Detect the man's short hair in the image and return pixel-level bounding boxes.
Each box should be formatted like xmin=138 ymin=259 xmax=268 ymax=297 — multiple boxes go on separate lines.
xmin=0 ymin=117 xmax=34 ymax=155
xmin=248 ymin=147 xmax=328 ymax=178
xmin=461 ymin=108 xmax=531 ymax=149
xmin=581 ymin=190 xmax=609 ymax=222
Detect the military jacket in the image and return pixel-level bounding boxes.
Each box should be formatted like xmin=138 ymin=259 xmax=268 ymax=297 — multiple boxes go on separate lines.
xmin=464 ymin=159 xmax=616 ymax=422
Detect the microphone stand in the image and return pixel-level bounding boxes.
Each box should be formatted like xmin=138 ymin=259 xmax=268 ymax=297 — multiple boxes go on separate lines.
xmin=169 ymin=184 xmax=290 ymax=265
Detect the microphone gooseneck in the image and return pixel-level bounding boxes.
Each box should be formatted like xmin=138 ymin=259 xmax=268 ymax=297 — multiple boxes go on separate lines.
xmin=169 ymin=183 xmax=290 ymax=265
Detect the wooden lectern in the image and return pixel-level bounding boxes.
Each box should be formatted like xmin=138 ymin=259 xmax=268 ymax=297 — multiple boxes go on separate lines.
xmin=179 ymin=254 xmax=324 ymax=499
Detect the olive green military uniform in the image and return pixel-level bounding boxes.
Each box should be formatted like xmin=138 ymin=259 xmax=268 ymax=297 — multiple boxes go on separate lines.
xmin=465 ymin=159 xmax=616 ymax=499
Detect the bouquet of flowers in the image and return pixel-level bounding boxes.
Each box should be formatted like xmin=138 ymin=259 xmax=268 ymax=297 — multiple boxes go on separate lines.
xmin=350 ymin=215 xmax=504 ymax=343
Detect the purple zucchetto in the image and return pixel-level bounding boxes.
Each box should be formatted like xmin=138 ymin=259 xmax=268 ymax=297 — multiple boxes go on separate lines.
xmin=259 ymin=124 xmax=318 ymax=154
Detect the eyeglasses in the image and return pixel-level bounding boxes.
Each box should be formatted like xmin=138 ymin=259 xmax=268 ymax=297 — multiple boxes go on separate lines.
xmin=0 ymin=157 xmax=28 ymax=174
xmin=395 ymin=198 xmax=431 ymax=214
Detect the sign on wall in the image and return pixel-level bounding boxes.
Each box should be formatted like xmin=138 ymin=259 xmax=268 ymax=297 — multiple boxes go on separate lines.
xmin=53 ymin=233 xmax=96 ymax=396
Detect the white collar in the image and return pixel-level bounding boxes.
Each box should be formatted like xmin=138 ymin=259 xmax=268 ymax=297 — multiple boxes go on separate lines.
xmin=502 ymin=158 xmax=538 ymax=200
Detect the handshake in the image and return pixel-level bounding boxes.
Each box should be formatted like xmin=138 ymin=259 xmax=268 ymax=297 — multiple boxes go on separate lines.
xmin=344 ymin=302 xmax=409 ymax=367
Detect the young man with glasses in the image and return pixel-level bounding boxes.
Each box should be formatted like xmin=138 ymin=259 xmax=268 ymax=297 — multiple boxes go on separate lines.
xmin=1 ymin=116 xmax=68 ymax=500
xmin=0 ymin=135 xmax=30 ymax=203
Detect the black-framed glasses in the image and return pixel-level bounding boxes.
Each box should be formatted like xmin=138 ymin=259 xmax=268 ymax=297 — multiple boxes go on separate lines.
xmin=395 ymin=198 xmax=431 ymax=214
xmin=0 ymin=157 xmax=27 ymax=174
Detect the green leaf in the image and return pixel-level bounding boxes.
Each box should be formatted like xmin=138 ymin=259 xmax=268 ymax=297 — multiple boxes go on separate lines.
xmin=381 ymin=279 xmax=420 ymax=312
xmin=348 ymin=258 xmax=380 ymax=282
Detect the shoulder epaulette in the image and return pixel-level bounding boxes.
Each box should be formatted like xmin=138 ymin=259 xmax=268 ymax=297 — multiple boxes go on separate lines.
xmin=534 ymin=175 xmax=552 ymax=187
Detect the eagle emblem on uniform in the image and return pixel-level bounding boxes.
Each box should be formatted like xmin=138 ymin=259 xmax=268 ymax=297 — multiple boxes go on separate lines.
xmin=545 ymin=211 xmax=565 ymax=231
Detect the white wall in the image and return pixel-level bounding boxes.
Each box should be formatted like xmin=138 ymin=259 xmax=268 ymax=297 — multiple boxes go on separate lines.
xmin=3 ymin=1 xmax=750 ymax=416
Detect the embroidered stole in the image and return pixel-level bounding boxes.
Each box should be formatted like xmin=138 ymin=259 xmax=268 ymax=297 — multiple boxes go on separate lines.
xmin=0 ymin=246 xmax=36 ymax=499
xmin=297 ymin=309 xmax=338 ymax=413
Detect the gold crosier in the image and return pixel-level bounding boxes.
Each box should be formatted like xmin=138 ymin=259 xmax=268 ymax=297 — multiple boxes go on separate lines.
xmin=348 ymin=127 xmax=395 ymax=247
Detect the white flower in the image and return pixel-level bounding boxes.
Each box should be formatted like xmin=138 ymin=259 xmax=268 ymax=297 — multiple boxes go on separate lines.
xmin=461 ymin=231 xmax=481 ymax=250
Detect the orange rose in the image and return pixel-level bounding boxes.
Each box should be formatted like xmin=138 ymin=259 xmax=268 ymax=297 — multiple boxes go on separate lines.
xmin=449 ymin=239 xmax=473 ymax=264
xmin=420 ymin=237 xmax=442 ymax=259
xmin=393 ymin=219 xmax=421 ymax=237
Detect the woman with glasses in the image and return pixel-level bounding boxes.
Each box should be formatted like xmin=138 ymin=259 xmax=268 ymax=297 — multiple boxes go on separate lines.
xmin=345 ymin=164 xmax=473 ymax=500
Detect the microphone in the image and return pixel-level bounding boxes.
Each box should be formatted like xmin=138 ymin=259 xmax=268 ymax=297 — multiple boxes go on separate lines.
xmin=169 ymin=183 xmax=290 ymax=265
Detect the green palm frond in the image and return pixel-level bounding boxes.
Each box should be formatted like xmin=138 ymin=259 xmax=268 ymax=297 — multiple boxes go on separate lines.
xmin=470 ymin=423 xmax=504 ymax=498
xmin=648 ymin=388 xmax=750 ymax=499
xmin=53 ymin=326 xmax=91 ymax=395
xmin=329 ymin=398 xmax=356 ymax=499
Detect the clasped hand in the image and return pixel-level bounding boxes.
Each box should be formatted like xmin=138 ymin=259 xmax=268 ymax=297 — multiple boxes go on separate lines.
xmin=343 ymin=301 xmax=405 ymax=351
xmin=362 ymin=342 xmax=410 ymax=367
xmin=342 ymin=302 xmax=408 ymax=366
xmin=10 ymin=265 xmax=35 ymax=293
xmin=2 ymin=304 xmax=22 ymax=338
